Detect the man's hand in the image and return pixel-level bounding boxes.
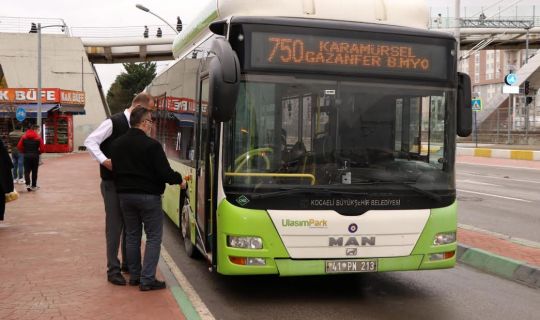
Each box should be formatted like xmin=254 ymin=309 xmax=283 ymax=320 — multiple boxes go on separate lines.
xmin=180 ymin=179 xmax=187 ymax=189
xmin=102 ymin=159 xmax=113 ymax=171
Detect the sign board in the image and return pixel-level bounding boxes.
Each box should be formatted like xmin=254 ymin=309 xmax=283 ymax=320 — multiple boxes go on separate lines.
xmin=15 ymin=107 xmax=26 ymax=122
xmin=250 ymin=30 xmax=450 ymax=80
xmin=504 ymin=73 xmax=517 ymax=85
xmin=471 ymin=98 xmax=482 ymax=112
xmin=0 ymin=88 xmax=85 ymax=105
xmin=502 ymin=85 xmax=520 ymax=94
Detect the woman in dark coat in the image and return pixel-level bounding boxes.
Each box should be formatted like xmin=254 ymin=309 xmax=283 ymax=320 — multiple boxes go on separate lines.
xmin=1 ymin=138 xmax=14 ymax=221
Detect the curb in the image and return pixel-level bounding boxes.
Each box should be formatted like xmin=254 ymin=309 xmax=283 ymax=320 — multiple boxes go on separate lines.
xmin=457 ymin=244 xmax=540 ymax=289
xmin=457 ymin=147 xmax=540 ymax=161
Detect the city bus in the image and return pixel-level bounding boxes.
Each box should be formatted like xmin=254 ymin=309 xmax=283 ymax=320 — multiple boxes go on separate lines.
xmin=146 ymin=0 xmax=472 ymax=276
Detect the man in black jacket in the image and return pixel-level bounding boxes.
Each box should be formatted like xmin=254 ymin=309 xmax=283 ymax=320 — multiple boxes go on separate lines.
xmin=84 ymin=93 xmax=154 ymax=286
xmin=111 ymin=106 xmax=185 ymax=291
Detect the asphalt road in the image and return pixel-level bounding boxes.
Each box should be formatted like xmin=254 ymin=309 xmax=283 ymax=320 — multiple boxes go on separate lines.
xmin=162 ymin=219 xmax=540 ymax=320
xmin=456 ymin=161 xmax=540 ymax=242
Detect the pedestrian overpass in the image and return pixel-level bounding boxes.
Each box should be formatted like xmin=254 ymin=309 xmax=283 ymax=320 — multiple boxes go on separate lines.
xmin=83 ymin=37 xmax=175 ymax=63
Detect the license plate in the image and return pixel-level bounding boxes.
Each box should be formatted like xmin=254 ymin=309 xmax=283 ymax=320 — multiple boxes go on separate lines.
xmin=325 ymin=259 xmax=378 ymax=273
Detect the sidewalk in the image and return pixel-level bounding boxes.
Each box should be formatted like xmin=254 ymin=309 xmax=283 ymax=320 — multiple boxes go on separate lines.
xmin=457 ymin=227 xmax=540 ymax=289
xmin=457 ymin=143 xmax=540 ymax=161
xmin=0 ymin=153 xmax=186 ymax=320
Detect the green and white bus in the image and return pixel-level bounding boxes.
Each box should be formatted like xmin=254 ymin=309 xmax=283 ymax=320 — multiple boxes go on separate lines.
xmin=147 ymin=0 xmax=472 ymax=276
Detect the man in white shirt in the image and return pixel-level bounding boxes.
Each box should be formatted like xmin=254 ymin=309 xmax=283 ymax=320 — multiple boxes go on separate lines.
xmin=84 ymin=93 xmax=154 ymax=285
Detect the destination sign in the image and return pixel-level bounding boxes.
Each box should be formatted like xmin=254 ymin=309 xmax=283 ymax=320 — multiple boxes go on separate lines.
xmin=250 ymin=32 xmax=449 ymax=80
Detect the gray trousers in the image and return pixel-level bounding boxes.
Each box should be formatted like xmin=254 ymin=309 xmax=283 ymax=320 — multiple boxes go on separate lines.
xmin=100 ymin=180 xmax=127 ymax=276
xmin=118 ymin=193 xmax=163 ymax=285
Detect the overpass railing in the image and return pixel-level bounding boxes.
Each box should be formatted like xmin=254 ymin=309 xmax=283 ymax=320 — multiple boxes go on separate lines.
xmin=429 ymin=5 xmax=539 ymax=29
xmin=0 ymin=16 xmax=175 ymax=40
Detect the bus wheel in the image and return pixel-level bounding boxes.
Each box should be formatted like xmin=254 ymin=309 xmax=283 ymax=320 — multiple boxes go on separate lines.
xmin=181 ymin=203 xmax=196 ymax=258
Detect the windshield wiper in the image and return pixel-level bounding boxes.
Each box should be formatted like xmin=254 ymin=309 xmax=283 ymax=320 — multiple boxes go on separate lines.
xmin=350 ymin=180 xmax=443 ymax=202
xmin=250 ymin=187 xmax=367 ymax=200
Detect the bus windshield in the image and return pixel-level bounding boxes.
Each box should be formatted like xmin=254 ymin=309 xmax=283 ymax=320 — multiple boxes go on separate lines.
xmin=223 ymin=74 xmax=455 ymax=195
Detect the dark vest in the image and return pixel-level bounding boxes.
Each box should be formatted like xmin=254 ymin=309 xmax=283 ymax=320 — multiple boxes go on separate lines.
xmin=99 ymin=112 xmax=130 ymax=180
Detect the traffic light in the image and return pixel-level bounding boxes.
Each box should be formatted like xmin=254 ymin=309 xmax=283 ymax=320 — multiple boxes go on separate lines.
xmin=524 ymin=80 xmax=530 ymax=95
xmin=526 ymin=96 xmax=533 ymax=105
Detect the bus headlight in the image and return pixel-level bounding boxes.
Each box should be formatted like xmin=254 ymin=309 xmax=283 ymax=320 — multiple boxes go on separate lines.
xmin=433 ymin=232 xmax=456 ymax=245
xmin=227 ymin=236 xmax=263 ymax=249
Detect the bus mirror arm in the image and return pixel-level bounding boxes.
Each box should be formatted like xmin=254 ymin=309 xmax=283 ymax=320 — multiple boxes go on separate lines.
xmin=457 ymin=72 xmax=472 ymax=137
xmin=208 ymin=37 xmax=241 ymax=123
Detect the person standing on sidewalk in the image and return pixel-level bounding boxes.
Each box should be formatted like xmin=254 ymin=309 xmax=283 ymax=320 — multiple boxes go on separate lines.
xmin=110 ymin=106 xmax=185 ymax=291
xmin=8 ymin=127 xmax=25 ymax=184
xmin=17 ymin=124 xmax=44 ymax=192
xmin=0 ymin=139 xmax=14 ymax=223
xmin=84 ymin=93 xmax=154 ymax=286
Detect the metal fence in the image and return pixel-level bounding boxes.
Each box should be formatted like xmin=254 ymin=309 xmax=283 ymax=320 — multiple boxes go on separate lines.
xmin=429 ymin=5 xmax=539 ymax=29
xmin=463 ymin=98 xmax=540 ymax=145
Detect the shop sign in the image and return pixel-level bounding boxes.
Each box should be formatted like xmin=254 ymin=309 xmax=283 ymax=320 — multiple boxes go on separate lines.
xmin=0 ymin=88 xmax=85 ymax=105
xmin=60 ymin=90 xmax=85 ymax=105
xmin=0 ymin=88 xmax=59 ymax=103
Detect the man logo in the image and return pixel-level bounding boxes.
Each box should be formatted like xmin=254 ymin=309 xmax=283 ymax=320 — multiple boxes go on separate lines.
xmin=346 ymin=248 xmax=357 ymax=256
xmin=329 ymin=236 xmax=376 ymax=247
xmin=348 ymin=223 xmax=358 ymax=233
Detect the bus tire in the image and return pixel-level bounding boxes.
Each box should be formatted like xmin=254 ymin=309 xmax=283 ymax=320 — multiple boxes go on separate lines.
xmin=180 ymin=199 xmax=197 ymax=258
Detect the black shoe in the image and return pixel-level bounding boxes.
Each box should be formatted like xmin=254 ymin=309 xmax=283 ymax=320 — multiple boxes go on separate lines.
xmin=121 ymin=265 xmax=130 ymax=274
xmin=107 ymin=273 xmax=126 ymax=286
xmin=129 ymin=278 xmax=140 ymax=286
xmin=139 ymin=279 xmax=166 ymax=291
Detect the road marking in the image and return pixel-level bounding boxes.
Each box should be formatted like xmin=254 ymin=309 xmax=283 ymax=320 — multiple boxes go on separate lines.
xmin=456 ymin=179 xmax=500 ymax=187
xmin=459 ymin=223 xmax=540 ymax=249
xmin=160 ymin=246 xmax=215 ymax=320
xmin=457 ymin=162 xmax=540 ymax=171
xmin=458 ymin=172 xmax=540 ymax=184
xmin=457 ymin=189 xmax=532 ymax=203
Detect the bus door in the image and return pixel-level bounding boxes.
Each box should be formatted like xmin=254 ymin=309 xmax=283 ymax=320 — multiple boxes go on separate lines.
xmin=195 ymin=76 xmax=211 ymax=254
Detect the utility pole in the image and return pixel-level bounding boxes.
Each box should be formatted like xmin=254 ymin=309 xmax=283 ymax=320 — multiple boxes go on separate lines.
xmin=455 ymin=0 xmax=461 ymax=68
xmin=37 ymin=23 xmax=42 ymax=136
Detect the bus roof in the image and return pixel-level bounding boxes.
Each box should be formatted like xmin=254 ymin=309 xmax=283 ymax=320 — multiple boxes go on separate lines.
xmin=172 ymin=0 xmax=429 ymax=59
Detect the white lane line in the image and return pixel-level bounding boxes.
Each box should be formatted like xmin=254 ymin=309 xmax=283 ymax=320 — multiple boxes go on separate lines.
xmin=160 ymin=246 xmax=215 ymax=320
xmin=457 ymin=189 xmax=532 ymax=203
xmin=458 ymin=172 xmax=540 ymax=184
xmin=456 ymin=179 xmax=500 ymax=187
xmin=458 ymin=223 xmax=540 ymax=249
xmin=457 ymin=162 xmax=540 ymax=171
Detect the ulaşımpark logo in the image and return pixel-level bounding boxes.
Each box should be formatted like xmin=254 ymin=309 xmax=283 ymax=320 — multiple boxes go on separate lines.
xmin=281 ymin=219 xmax=328 ymax=228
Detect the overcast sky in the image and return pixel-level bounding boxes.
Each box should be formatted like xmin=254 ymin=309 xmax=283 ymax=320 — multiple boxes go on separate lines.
xmin=2 ymin=0 xmax=539 ymax=93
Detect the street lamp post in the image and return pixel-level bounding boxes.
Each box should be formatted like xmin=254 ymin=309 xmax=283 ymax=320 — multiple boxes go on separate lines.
xmin=36 ymin=23 xmax=66 ymax=137
xmin=135 ymin=4 xmax=179 ymax=34
xmin=37 ymin=23 xmax=42 ymax=135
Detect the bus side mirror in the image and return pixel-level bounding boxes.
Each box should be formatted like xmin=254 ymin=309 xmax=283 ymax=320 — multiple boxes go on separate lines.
xmin=457 ymin=72 xmax=472 ymax=137
xmin=209 ymin=37 xmax=240 ymax=122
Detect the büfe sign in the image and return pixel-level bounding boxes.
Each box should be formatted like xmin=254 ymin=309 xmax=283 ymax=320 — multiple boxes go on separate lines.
xmin=0 ymin=88 xmax=85 ymax=105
